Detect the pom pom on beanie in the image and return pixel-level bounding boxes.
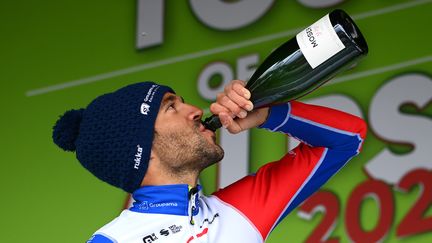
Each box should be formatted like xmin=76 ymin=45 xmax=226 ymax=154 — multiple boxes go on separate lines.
xmin=52 ymin=109 xmax=84 ymax=152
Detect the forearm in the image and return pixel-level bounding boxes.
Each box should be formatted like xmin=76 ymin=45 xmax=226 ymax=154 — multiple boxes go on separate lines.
xmin=260 ymin=101 xmax=367 ymax=152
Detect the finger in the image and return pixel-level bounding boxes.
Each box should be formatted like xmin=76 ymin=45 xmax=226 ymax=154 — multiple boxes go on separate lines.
xmin=209 ymin=102 xmax=230 ymax=116
xmin=218 ymin=112 xmax=232 ymax=128
xmin=225 ymin=86 xmax=254 ymax=112
xmin=234 ymin=108 xmax=269 ymax=131
xmin=219 ymin=112 xmax=242 ymax=134
xmin=225 ymin=80 xmax=251 ymax=101
xmin=217 ymin=93 xmax=248 ymax=118
xmin=230 ymin=80 xmax=251 ymax=100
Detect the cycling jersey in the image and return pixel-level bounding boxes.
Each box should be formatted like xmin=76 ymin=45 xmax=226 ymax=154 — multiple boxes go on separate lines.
xmin=87 ymin=101 xmax=367 ymax=243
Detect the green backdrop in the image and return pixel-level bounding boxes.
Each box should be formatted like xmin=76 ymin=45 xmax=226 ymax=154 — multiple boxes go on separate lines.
xmin=1 ymin=0 xmax=431 ymax=242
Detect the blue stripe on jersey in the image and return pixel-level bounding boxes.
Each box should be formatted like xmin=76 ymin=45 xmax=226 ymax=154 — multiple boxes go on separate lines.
xmin=282 ymin=114 xmax=362 ymax=150
xmin=259 ymin=103 xmax=291 ymax=130
xmin=87 ymin=234 xmax=116 ymax=243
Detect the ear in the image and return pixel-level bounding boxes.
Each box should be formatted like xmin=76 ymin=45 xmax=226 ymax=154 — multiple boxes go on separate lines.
xmin=146 ymin=149 xmax=161 ymax=175
xmin=149 ymin=149 xmax=158 ymax=162
xmin=140 ymin=149 xmax=161 ymax=186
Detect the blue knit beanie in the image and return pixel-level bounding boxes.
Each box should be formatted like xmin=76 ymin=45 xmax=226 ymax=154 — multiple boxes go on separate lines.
xmin=52 ymin=82 xmax=174 ymax=193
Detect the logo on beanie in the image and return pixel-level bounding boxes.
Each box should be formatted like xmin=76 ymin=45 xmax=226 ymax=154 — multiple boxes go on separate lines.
xmin=140 ymin=103 xmax=151 ymax=115
xmin=144 ymin=84 xmax=160 ymax=103
xmin=140 ymin=84 xmax=161 ymax=115
xmin=134 ymin=145 xmax=143 ymax=169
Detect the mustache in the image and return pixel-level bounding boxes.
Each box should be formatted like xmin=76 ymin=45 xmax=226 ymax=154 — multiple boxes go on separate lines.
xmin=194 ymin=121 xmax=201 ymax=129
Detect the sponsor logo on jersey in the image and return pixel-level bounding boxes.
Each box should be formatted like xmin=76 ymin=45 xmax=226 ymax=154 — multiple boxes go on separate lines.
xmin=138 ymin=201 xmax=149 ymax=210
xmin=138 ymin=201 xmax=179 ymax=210
xmin=168 ymin=224 xmax=182 ymax=234
xmin=142 ymin=233 xmax=158 ymax=243
xmin=159 ymin=229 xmax=169 ymax=236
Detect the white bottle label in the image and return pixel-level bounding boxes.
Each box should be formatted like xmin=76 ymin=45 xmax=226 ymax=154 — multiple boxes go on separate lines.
xmin=296 ymin=14 xmax=345 ymax=69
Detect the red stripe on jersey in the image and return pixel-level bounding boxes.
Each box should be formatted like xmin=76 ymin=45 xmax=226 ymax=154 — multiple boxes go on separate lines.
xmin=197 ymin=228 xmax=208 ymax=237
xmin=213 ymin=145 xmax=326 ymax=239
xmin=186 ymin=228 xmax=209 ymax=243
xmin=290 ymin=101 xmax=367 ymax=139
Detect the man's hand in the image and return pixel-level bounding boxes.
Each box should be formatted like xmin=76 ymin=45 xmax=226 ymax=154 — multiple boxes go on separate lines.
xmin=210 ymin=80 xmax=269 ymax=134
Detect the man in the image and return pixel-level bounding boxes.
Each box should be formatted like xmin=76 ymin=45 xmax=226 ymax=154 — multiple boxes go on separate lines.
xmin=53 ymin=80 xmax=366 ymax=242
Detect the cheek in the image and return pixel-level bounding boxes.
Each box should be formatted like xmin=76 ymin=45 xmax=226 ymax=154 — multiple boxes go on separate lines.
xmin=160 ymin=115 xmax=191 ymax=129
xmin=156 ymin=125 xmax=198 ymax=144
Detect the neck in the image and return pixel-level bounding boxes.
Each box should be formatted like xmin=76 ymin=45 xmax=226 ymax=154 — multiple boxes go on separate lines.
xmin=141 ymin=161 xmax=200 ymax=187
xmin=142 ymin=171 xmax=199 ymax=187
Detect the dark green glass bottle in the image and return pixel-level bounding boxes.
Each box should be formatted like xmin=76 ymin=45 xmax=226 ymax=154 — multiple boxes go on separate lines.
xmin=203 ymin=9 xmax=368 ymax=131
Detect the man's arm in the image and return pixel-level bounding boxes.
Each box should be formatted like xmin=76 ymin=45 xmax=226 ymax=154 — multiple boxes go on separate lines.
xmin=211 ymin=82 xmax=367 ymax=241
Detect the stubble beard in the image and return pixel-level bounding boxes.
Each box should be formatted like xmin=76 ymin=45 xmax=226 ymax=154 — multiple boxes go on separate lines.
xmin=153 ymin=123 xmax=224 ymax=176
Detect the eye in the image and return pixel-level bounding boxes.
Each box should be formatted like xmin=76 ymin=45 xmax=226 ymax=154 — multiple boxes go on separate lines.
xmin=167 ymin=102 xmax=176 ymax=111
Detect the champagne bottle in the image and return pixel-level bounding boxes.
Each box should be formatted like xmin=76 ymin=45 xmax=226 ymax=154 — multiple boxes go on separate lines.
xmin=202 ymin=9 xmax=368 ymax=131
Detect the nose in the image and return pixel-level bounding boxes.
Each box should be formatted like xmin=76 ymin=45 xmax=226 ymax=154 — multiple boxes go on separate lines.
xmin=187 ymin=105 xmax=203 ymax=121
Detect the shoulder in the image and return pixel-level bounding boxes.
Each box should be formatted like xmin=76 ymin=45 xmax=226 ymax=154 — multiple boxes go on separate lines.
xmin=87 ymin=209 xmax=173 ymax=242
xmin=87 ymin=210 xmax=138 ymax=242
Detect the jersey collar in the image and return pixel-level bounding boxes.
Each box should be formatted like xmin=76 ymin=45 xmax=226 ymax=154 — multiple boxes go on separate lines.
xmin=130 ymin=184 xmax=201 ymax=216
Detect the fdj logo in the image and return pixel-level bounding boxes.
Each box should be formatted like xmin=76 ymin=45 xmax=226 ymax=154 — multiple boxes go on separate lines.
xmin=142 ymin=233 xmax=158 ymax=243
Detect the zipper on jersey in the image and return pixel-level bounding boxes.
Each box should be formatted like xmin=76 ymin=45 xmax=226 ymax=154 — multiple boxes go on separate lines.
xmin=188 ymin=186 xmax=199 ymax=225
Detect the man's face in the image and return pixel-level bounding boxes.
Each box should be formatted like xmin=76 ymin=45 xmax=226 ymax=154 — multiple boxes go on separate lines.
xmin=152 ymin=92 xmax=224 ymax=174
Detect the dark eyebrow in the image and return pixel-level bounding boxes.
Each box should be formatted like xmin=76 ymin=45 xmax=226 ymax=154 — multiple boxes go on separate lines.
xmin=161 ymin=94 xmax=184 ymax=110
xmin=161 ymin=94 xmax=176 ymax=108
